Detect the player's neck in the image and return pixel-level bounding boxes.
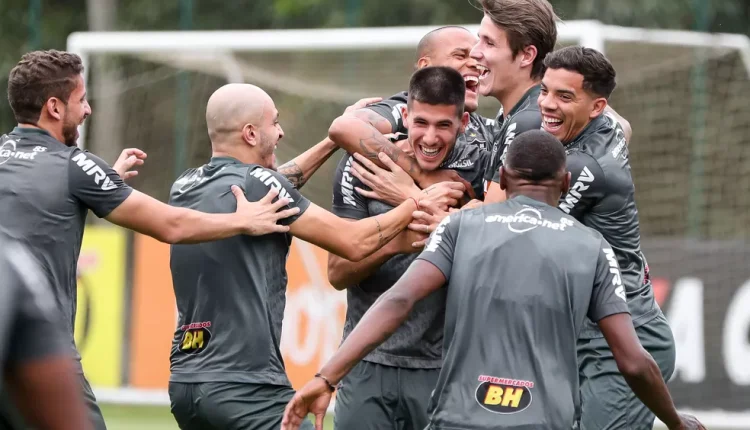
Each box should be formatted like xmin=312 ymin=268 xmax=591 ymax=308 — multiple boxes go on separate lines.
xmin=508 ymin=188 xmax=560 ymax=207
xmin=495 ymin=79 xmax=539 ymax=117
xmin=17 ymin=122 xmax=63 ymax=143
xmin=211 ymin=147 xmax=260 ymax=166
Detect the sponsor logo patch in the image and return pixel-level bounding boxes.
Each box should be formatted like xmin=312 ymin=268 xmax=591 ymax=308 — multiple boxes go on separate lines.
xmin=475 ymin=375 xmax=534 ymax=414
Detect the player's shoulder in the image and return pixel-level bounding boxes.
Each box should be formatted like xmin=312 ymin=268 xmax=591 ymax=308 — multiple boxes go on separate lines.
xmin=506 ymin=108 xmax=542 ymax=133
xmin=577 ymin=114 xmax=627 ymax=160
xmin=386 ymin=91 xmax=408 ymax=104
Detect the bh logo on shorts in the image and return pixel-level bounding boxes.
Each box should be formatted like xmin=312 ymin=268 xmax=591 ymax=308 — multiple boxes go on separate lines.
xmin=179 ymin=321 xmax=212 ymax=355
xmin=475 ymin=375 xmax=533 ymax=414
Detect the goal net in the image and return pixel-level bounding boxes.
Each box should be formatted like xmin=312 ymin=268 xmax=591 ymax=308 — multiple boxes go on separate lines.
xmin=68 ymin=21 xmax=750 ymax=428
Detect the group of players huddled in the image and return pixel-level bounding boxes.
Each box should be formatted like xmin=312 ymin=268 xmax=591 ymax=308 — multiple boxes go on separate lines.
xmin=0 ymin=0 xmax=706 ymax=429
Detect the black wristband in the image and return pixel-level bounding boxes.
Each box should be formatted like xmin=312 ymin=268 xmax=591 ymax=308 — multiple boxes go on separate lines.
xmin=314 ymin=373 xmax=336 ymax=392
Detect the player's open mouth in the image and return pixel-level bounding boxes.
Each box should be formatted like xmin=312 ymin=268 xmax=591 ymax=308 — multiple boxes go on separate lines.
xmin=542 ymin=116 xmax=563 ymax=133
xmin=476 ymin=65 xmax=490 ymax=80
xmin=464 ymin=75 xmax=479 ymax=94
xmin=418 ymin=145 xmax=442 ymax=160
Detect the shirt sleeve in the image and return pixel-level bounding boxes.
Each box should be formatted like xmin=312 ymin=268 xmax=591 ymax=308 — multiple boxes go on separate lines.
xmin=487 ymin=110 xmax=543 ymax=183
xmin=4 ymin=243 xmax=68 ymax=365
xmin=330 ymin=154 xmax=370 ymax=220
xmin=587 ymin=237 xmax=630 ymax=322
xmin=415 ymin=211 xmax=461 ymax=281
xmin=363 ymin=93 xmax=408 ymax=134
xmin=244 ymin=166 xmax=311 ymax=227
xmin=68 ymin=148 xmax=133 ymax=218
xmin=558 ymin=151 xmax=607 ymax=220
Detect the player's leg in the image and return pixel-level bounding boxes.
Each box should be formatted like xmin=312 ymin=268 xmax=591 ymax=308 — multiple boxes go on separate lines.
xmin=334 ymin=361 xmax=398 ymax=430
xmin=79 ymin=375 xmax=107 ymax=430
xmin=194 ymin=382 xmax=313 ymax=430
xmin=396 ymin=367 xmax=440 ymax=430
xmin=578 ymin=313 xmax=676 ymax=430
xmin=169 ymin=382 xmax=214 ymax=430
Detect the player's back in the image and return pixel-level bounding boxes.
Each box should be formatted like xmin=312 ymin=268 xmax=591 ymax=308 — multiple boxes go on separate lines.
xmin=0 ymin=128 xmax=131 ymax=366
xmin=560 ymin=113 xmax=658 ymax=335
xmin=168 ymin=157 xmax=308 ymax=387
xmin=421 ymin=196 xmax=615 ymax=429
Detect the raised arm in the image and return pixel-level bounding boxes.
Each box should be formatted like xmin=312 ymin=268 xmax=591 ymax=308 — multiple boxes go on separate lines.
xmin=289 ymin=198 xmax=418 ymax=263
xmin=106 ymin=187 xmax=299 ymax=244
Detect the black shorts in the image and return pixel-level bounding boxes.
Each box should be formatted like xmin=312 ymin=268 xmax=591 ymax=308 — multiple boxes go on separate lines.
xmin=169 ymin=381 xmax=313 ymax=430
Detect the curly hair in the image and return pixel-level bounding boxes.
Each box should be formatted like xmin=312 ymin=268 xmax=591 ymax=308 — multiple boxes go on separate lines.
xmin=7 ymin=50 xmax=84 ymax=124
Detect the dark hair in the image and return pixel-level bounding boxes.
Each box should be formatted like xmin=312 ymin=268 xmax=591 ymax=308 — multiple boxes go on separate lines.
xmin=505 ymin=130 xmax=566 ymax=182
xmin=408 ymin=66 xmax=465 ymax=116
xmin=7 ymin=50 xmax=84 ymax=124
xmin=480 ymin=0 xmax=558 ymax=80
xmin=543 ymin=46 xmax=617 ymax=99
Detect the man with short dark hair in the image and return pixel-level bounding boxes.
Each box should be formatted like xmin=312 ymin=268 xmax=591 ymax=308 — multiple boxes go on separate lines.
xmin=0 ymin=49 xmax=302 ymax=429
xmin=328 ymin=66 xmax=488 ymax=430
xmin=281 ymin=130 xmax=704 ymax=430
xmin=538 ymin=45 xmax=676 ymax=430
xmin=328 ymin=26 xmax=496 ymax=196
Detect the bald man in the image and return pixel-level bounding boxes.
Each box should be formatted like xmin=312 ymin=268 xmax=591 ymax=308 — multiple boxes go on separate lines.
xmin=328 ymin=25 xmax=499 ymax=195
xmin=166 ymin=84 xmax=464 ymax=430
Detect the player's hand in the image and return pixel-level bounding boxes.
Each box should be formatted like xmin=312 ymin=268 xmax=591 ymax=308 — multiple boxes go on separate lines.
xmin=350 ymin=152 xmax=419 ymax=207
xmin=281 ymin=378 xmax=332 ymax=430
xmin=230 ymin=186 xmax=300 ymax=235
xmin=113 ymin=148 xmax=147 ymax=180
xmin=344 ymin=96 xmax=383 ymax=114
xmin=670 ymin=413 xmax=706 ymax=430
xmin=417 ymin=182 xmax=466 ymax=213
xmin=416 ymin=168 xmax=477 ymax=201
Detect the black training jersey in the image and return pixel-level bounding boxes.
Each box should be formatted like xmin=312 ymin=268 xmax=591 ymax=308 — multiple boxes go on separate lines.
xmin=0 ymin=128 xmax=132 ymax=370
xmin=561 ymin=113 xmax=658 ymax=337
xmin=168 ymin=157 xmax=310 ymax=386
xmin=417 ymin=196 xmax=629 ymax=429
xmin=365 ymin=91 xmax=497 ymax=152
xmin=485 ymin=85 xmax=543 ymax=184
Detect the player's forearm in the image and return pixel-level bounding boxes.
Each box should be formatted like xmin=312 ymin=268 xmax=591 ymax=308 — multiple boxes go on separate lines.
xmin=8 ymin=358 xmax=93 ymax=430
xmin=327 ymin=242 xmax=399 ymax=290
xmin=166 ymin=208 xmax=244 ymax=244
xmin=329 ymin=116 xmax=422 ymax=178
xmin=349 ymin=200 xmax=416 ymax=261
xmin=618 ymin=353 xmax=682 ymax=428
xmin=278 ymin=137 xmax=338 ymax=190
xmin=319 ymin=286 xmax=415 ymax=384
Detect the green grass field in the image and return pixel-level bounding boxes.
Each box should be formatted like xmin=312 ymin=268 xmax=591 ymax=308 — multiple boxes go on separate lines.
xmin=100 ymin=403 xmax=335 ymax=429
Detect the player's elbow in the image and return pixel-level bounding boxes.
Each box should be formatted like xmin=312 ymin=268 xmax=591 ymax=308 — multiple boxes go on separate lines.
xmin=326 ymin=257 xmax=350 ymax=291
xmin=157 ymin=209 xmax=191 ymax=244
xmin=328 ymin=115 xmax=359 ymax=145
xmin=615 ymin=347 xmax=652 ymax=379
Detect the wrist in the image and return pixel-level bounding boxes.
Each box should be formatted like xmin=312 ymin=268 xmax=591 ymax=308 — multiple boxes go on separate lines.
xmin=314 ymin=372 xmax=337 ymax=393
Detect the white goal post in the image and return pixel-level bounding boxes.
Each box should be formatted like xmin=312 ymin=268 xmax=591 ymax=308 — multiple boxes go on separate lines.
xmin=67 ymin=21 xmax=750 ymax=429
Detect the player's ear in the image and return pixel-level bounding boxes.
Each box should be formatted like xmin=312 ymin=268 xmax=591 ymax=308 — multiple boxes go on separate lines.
xmin=459 ymin=111 xmax=470 ymax=133
xmin=45 ymin=97 xmax=63 ymax=121
xmin=591 ymin=98 xmax=608 ymax=119
xmin=518 ymin=44 xmax=538 ymax=70
xmin=417 ymin=56 xmax=431 ymax=69
xmin=241 ymin=123 xmax=258 ymax=147
xmin=402 ymin=108 xmax=410 ymax=130
xmin=499 ymin=167 xmax=508 ymax=191
xmin=561 ymin=171 xmax=572 ymax=196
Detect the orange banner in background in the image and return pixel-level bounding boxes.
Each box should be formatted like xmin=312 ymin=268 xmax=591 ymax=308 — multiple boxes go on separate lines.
xmin=128 ymin=235 xmax=347 ymax=390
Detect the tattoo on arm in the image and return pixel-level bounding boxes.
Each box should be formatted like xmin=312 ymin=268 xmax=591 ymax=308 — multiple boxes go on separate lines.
xmin=374 ymin=216 xmax=384 ymax=247
xmin=277 ymin=161 xmax=306 ymax=189
xmin=361 ymin=109 xmax=394 ymax=130
xmin=357 ymin=131 xmax=419 ymax=174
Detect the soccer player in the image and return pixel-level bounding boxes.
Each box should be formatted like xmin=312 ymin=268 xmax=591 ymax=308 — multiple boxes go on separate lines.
xmin=281 ymin=131 xmax=705 ymax=430
xmin=328 ymin=25 xmax=496 ymax=194
xmin=539 ymin=46 xmax=675 ymax=430
xmin=473 ymin=0 xmax=632 ymax=203
xmin=0 ymin=232 xmax=91 ymax=430
xmin=166 ymin=82 xmax=461 ymax=430
xmin=328 ymin=66 xmax=489 ymax=430
xmin=0 ymin=50 xmax=304 ymax=429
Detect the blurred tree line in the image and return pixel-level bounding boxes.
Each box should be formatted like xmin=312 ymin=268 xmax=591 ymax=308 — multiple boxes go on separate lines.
xmin=1 ymin=0 xmax=748 ymax=134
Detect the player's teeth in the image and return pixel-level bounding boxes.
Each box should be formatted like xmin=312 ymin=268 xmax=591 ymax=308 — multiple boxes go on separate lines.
xmin=464 ymin=76 xmax=478 ymax=84
xmin=421 ymin=147 xmax=439 ymax=156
